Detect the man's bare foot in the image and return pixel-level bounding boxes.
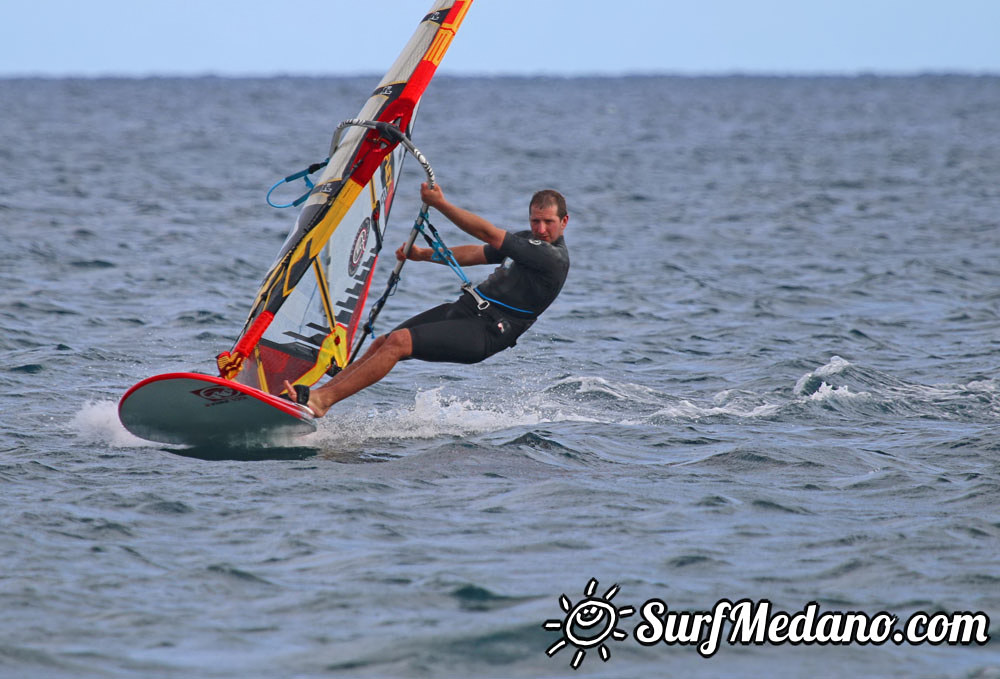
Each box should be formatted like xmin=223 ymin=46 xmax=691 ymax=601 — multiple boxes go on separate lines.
xmin=282 ymin=380 xmax=325 ymax=418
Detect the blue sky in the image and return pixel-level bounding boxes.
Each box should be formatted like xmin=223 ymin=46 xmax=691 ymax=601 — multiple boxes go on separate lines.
xmin=3 ymin=1 xmax=999 ymax=77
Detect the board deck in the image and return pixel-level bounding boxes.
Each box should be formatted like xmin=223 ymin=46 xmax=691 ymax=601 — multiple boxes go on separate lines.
xmin=119 ymin=372 xmax=316 ymax=446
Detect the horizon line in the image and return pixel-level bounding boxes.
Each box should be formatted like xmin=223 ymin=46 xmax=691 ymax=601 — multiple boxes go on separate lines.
xmin=3 ymin=68 xmax=999 ymax=81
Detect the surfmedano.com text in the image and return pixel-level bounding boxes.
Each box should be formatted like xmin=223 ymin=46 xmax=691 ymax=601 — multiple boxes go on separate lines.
xmin=633 ymin=598 xmax=991 ymax=657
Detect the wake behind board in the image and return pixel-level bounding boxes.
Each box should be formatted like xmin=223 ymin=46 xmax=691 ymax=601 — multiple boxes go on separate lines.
xmin=119 ymin=373 xmax=316 ymax=446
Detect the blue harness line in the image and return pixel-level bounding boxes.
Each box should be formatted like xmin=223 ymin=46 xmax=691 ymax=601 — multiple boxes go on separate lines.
xmin=415 ymin=210 xmax=535 ymax=316
xmin=266 ymin=159 xmax=330 ymax=208
xmin=355 ymin=209 xmax=534 ymax=353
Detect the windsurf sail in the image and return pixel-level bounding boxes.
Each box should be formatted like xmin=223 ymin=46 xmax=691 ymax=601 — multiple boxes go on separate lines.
xmin=216 ymin=0 xmax=473 ymax=395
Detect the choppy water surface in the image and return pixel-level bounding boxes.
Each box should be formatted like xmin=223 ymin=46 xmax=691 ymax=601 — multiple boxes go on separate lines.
xmin=1 ymin=75 xmax=999 ymax=678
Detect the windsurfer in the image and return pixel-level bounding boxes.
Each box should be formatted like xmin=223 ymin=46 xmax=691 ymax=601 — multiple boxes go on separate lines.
xmin=283 ymin=183 xmax=570 ymax=417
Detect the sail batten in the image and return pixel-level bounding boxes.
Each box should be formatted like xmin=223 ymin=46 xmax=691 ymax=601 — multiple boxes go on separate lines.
xmin=218 ymin=0 xmax=472 ymax=394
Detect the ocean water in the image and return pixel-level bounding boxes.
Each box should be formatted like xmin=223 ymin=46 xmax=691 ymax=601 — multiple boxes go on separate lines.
xmin=1 ymin=74 xmax=999 ymax=678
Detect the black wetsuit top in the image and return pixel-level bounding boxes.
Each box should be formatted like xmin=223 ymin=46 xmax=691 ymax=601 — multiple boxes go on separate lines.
xmin=396 ymin=230 xmax=570 ymax=363
xmin=479 ymin=230 xmax=570 ymax=318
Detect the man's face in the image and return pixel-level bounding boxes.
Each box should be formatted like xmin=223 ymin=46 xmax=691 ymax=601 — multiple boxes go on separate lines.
xmin=529 ymin=203 xmax=568 ymax=243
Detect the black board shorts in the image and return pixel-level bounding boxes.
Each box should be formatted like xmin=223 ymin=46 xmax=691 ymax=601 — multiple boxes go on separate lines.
xmin=393 ymin=294 xmax=533 ymax=364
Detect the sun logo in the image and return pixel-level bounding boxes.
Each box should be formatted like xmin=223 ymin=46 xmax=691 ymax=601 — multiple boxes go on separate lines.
xmin=543 ymin=578 xmax=634 ymax=669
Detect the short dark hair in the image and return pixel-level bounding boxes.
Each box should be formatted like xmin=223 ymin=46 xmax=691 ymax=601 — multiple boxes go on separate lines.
xmin=530 ymin=189 xmax=567 ymax=220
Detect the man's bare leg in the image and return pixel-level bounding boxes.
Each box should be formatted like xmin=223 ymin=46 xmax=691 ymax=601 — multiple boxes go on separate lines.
xmin=284 ymin=329 xmax=413 ymax=417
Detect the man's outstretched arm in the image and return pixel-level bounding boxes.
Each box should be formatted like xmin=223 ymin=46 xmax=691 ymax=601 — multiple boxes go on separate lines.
xmin=420 ymin=183 xmax=506 ymax=250
xmin=397 ymin=243 xmax=487 ymax=266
